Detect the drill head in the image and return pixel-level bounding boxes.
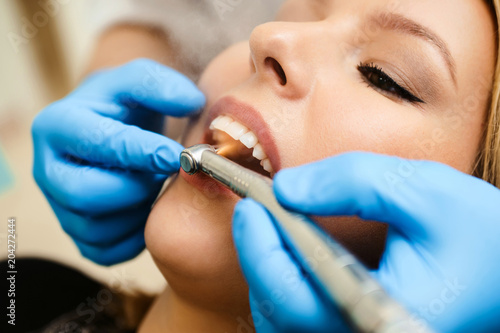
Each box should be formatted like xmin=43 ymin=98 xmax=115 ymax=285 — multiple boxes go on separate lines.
xmin=180 ymin=144 xmax=216 ymax=174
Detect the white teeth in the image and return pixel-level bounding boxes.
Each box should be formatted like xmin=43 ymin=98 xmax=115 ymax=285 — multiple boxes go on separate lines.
xmin=252 ymin=143 xmax=267 ymax=160
xmin=239 ymin=131 xmax=258 ymax=149
xmin=226 ymin=121 xmax=249 ymax=140
xmin=209 ymin=115 xmax=274 ymax=174
xmin=261 ymin=159 xmax=273 ymax=173
xmin=211 ymin=115 xmax=234 ymax=131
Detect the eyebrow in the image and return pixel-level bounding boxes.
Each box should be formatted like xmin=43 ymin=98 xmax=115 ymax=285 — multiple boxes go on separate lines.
xmin=368 ymin=12 xmax=457 ymax=85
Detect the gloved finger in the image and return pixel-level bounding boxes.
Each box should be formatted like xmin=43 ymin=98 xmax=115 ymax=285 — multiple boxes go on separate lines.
xmin=233 ymin=199 xmax=346 ymax=333
xmin=32 ymin=108 xmax=183 ymax=174
xmin=371 ymin=228 xmax=443 ymax=301
xmin=45 ymin=190 xmax=151 ymax=246
xmin=41 ymin=99 xmax=165 ymax=134
xmin=33 ymin=150 xmax=166 ymax=216
xmin=249 ymin=291 xmax=279 ymax=333
xmin=74 ymin=227 xmax=146 ymax=266
xmin=80 ymin=102 xmax=166 ymax=134
xmin=75 ymin=58 xmax=205 ymax=117
xmin=274 ymin=152 xmax=477 ymax=240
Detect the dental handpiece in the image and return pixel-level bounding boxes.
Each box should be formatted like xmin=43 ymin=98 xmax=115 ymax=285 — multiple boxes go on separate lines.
xmin=180 ymin=144 xmax=434 ymax=333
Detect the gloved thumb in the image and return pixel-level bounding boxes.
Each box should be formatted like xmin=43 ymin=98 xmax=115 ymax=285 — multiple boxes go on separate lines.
xmin=273 ymin=152 xmax=476 ymax=242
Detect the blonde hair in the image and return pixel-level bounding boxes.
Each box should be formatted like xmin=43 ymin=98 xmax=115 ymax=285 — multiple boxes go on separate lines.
xmin=476 ymin=0 xmax=500 ymax=188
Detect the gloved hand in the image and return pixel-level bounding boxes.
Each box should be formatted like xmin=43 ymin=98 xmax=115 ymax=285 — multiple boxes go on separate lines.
xmin=32 ymin=59 xmax=205 ymax=265
xmin=233 ymin=152 xmax=500 ymax=333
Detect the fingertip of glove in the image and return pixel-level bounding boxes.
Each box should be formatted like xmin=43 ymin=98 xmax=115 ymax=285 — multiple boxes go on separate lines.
xmin=185 ymin=87 xmax=206 ymax=109
xmin=120 ymin=58 xmax=206 ymax=115
xmin=153 ymin=142 xmax=184 ymax=173
xmin=274 ymin=169 xmax=306 ymax=206
xmin=76 ymin=239 xmax=145 ymax=267
xmin=232 ymin=199 xmax=255 ymax=237
xmin=73 ymin=241 xmax=112 ymax=266
xmin=233 ymin=199 xmax=271 ymax=244
xmin=159 ymin=73 xmax=206 ymax=114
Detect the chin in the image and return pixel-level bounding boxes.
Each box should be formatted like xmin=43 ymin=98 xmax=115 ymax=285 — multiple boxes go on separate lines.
xmin=144 ymin=171 xmax=250 ymax=311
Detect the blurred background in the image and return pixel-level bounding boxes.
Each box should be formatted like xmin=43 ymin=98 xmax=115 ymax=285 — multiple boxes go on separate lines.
xmin=0 ymin=1 xmax=165 ymax=294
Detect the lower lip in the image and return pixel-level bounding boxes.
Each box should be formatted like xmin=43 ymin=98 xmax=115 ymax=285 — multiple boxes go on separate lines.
xmin=179 ymin=169 xmax=239 ymax=200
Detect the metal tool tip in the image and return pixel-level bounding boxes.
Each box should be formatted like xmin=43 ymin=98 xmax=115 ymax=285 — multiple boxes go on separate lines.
xmin=180 ymin=152 xmax=197 ymax=174
xmin=180 ymin=144 xmax=217 ymax=175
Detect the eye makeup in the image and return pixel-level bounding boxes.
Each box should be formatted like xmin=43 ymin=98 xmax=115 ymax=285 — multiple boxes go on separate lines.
xmin=358 ymin=62 xmax=425 ymax=104
xmin=356 ymin=35 xmax=447 ymax=107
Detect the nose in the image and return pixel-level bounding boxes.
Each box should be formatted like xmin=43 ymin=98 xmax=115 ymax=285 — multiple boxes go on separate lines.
xmin=249 ymin=21 xmax=318 ymax=100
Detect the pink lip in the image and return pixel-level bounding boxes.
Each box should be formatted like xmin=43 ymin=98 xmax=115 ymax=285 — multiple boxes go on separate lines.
xmin=204 ymin=96 xmax=282 ymax=172
xmin=179 ymin=168 xmax=238 ymax=200
xmin=180 ymin=96 xmax=282 ymax=200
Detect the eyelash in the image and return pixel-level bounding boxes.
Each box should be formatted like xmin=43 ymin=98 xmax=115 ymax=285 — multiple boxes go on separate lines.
xmin=357 ymin=63 xmax=424 ymax=104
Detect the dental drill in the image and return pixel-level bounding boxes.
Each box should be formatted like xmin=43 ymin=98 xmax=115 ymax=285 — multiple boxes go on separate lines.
xmin=180 ymin=144 xmax=434 ymax=333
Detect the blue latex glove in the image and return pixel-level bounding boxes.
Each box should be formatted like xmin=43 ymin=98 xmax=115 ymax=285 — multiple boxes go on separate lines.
xmin=233 ymin=152 xmax=500 ymax=333
xmin=32 ymin=59 xmax=205 ymax=265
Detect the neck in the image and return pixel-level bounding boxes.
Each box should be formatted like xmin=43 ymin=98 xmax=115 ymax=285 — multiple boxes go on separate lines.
xmin=138 ymin=286 xmax=255 ymax=333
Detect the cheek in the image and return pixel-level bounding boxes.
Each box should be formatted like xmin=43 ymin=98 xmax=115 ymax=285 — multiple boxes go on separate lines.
xmin=180 ymin=42 xmax=254 ymax=151
xmin=198 ymin=41 xmax=253 ymax=104
xmin=274 ymin=86 xmax=479 ymax=173
xmin=274 ymin=87 xmax=428 ymax=167
xmin=306 ymin=112 xmax=416 ymax=161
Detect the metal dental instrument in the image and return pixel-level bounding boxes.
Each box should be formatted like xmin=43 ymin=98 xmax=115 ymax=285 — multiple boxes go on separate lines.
xmin=180 ymin=144 xmax=434 ymax=333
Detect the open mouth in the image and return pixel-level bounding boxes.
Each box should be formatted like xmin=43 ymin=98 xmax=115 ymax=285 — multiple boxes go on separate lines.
xmin=207 ymin=115 xmax=275 ymax=177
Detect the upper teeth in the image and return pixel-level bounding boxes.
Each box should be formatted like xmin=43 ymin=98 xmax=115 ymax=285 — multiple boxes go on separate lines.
xmin=210 ymin=115 xmax=274 ymax=174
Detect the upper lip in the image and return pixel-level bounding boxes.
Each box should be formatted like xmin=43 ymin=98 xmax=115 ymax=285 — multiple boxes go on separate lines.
xmin=203 ymin=95 xmax=282 ymax=172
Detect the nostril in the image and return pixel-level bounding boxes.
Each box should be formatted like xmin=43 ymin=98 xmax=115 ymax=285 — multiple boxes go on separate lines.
xmin=265 ymin=57 xmax=287 ymax=86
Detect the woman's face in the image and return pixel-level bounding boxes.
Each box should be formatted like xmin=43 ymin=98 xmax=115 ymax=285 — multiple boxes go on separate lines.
xmin=146 ymin=0 xmax=496 ymax=312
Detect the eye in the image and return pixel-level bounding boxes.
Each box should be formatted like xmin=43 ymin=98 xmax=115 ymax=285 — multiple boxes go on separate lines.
xmin=358 ymin=63 xmax=424 ymax=104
